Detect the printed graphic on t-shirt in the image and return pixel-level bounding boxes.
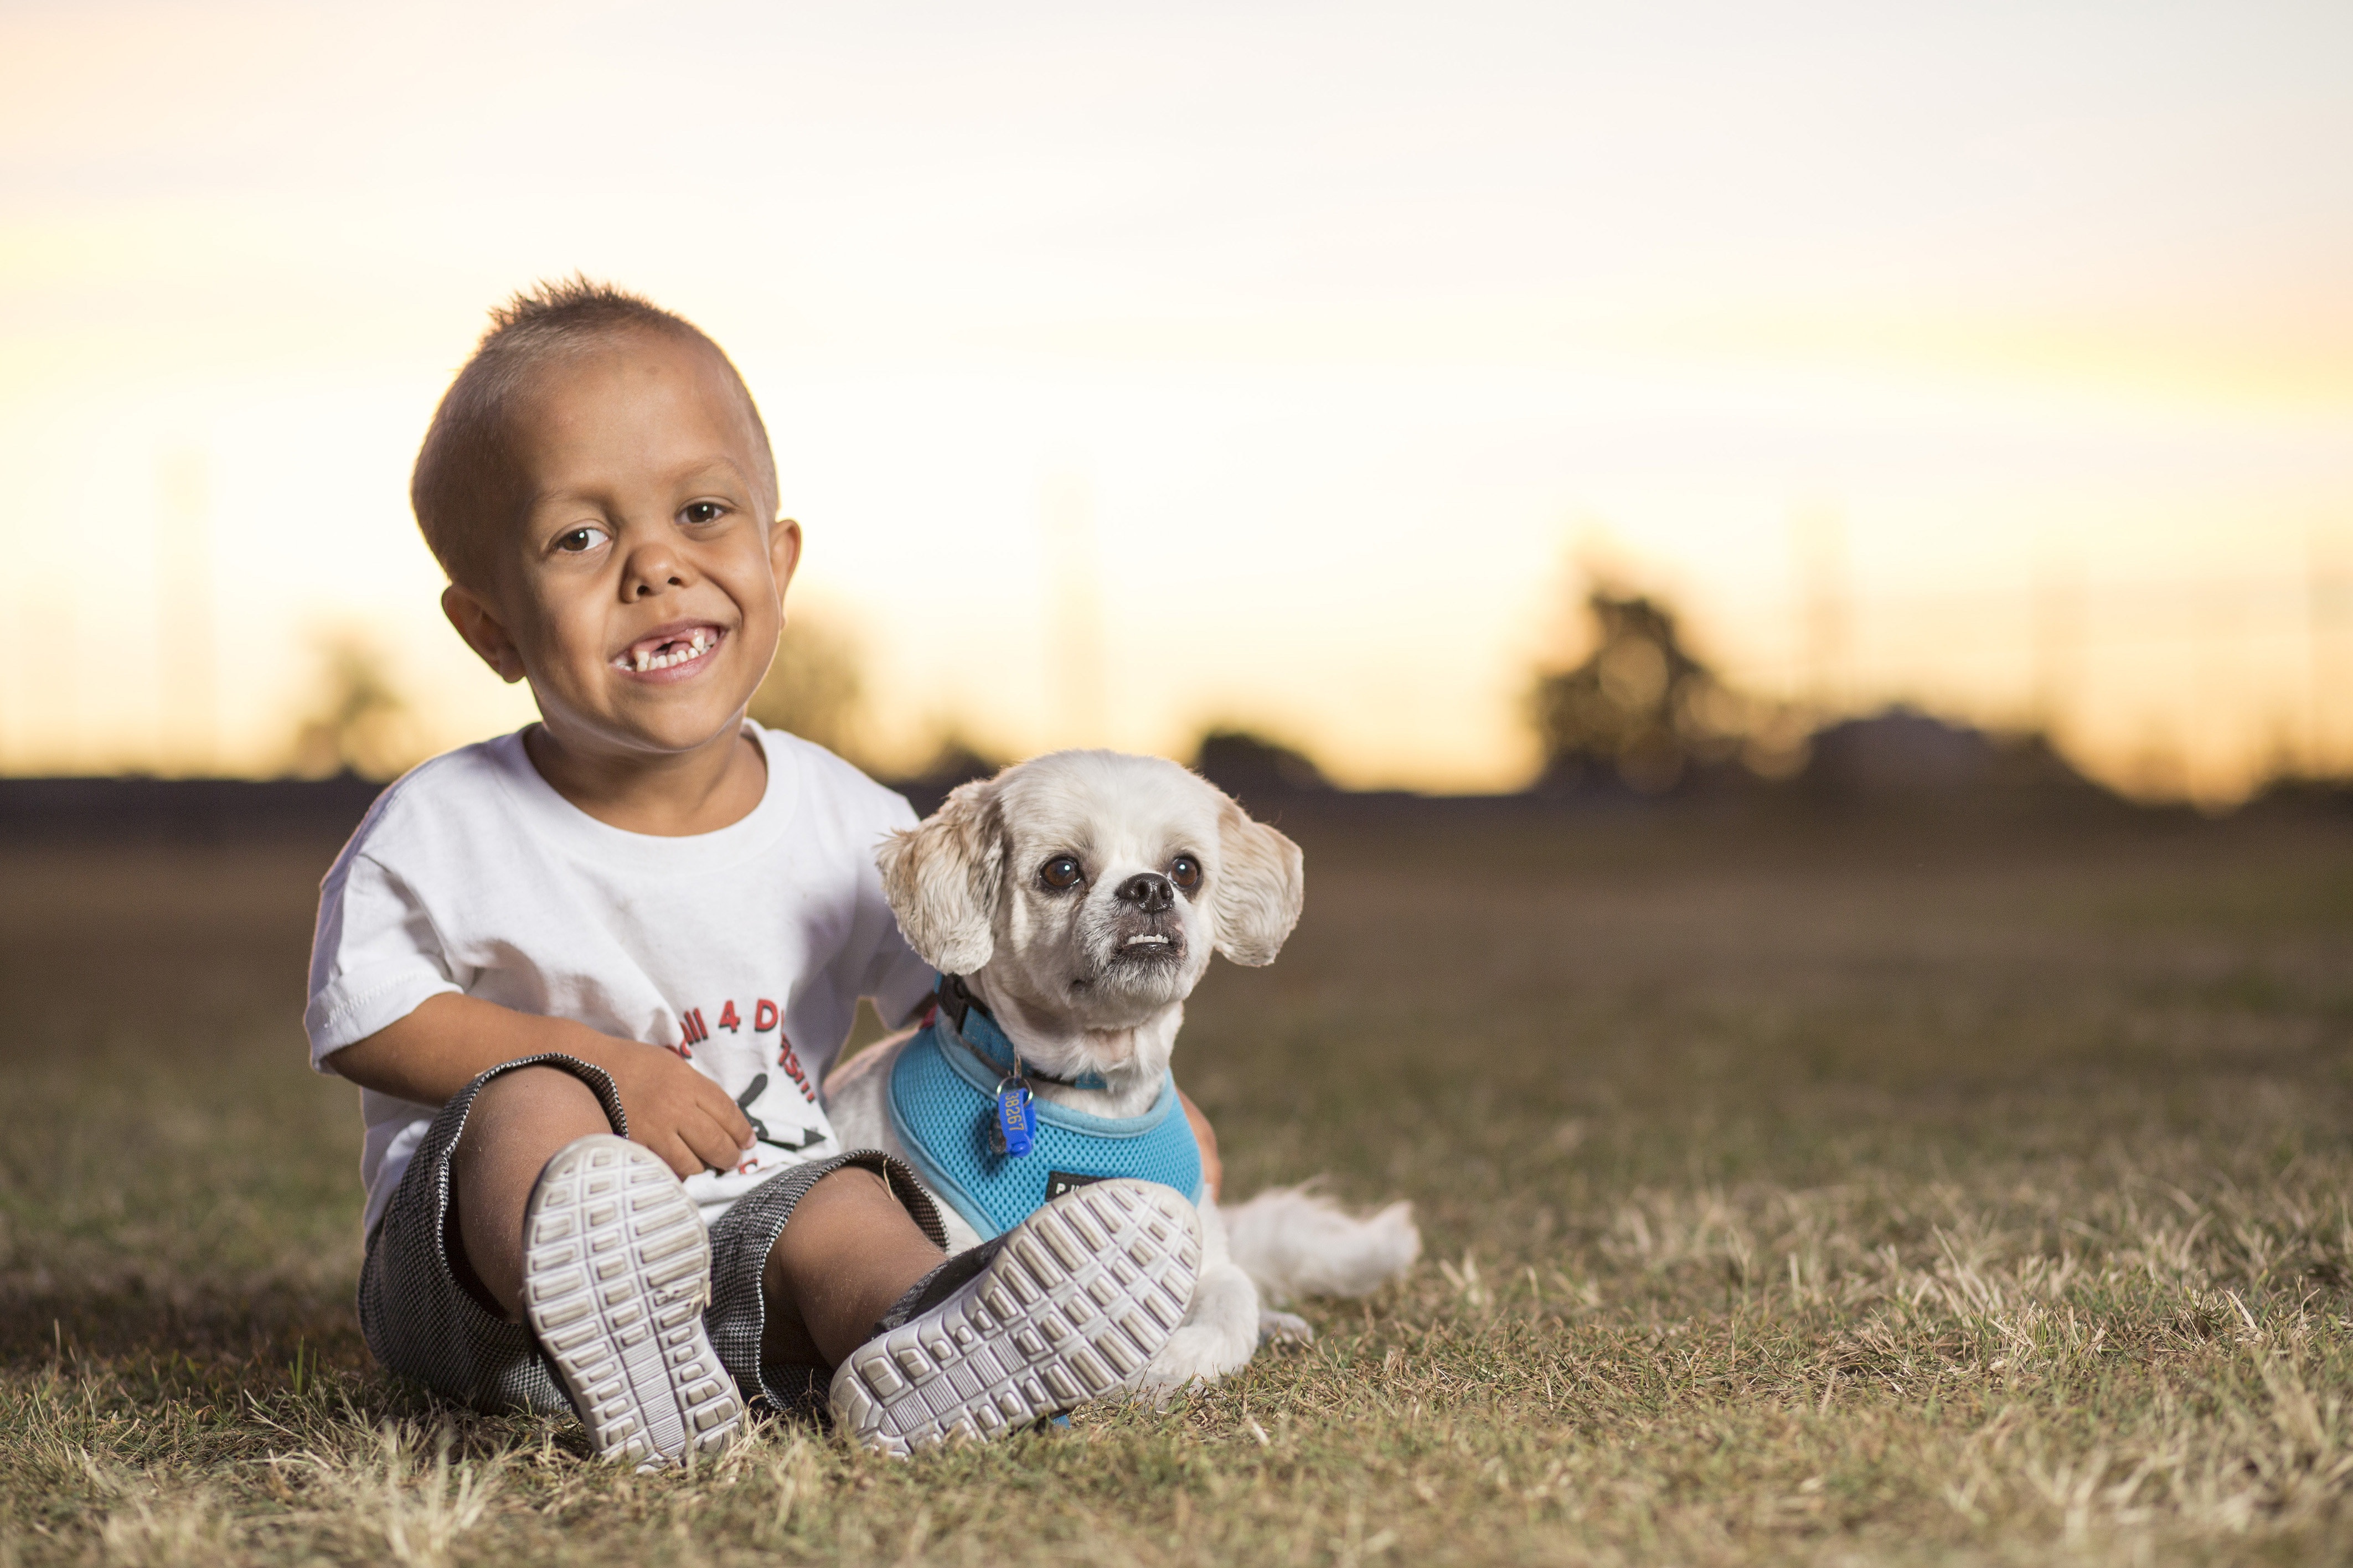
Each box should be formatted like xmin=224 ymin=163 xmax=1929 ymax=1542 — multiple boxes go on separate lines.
xmin=666 ymin=991 xmax=840 ymax=1176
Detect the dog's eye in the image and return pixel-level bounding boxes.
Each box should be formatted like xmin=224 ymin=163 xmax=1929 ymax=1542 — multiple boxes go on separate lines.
xmin=1039 ymin=856 xmax=1084 ymax=890
xmin=1169 ymin=855 xmax=1201 ymax=892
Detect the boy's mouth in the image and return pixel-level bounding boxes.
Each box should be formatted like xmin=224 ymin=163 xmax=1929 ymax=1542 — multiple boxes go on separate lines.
xmin=613 ymin=623 xmax=725 ymax=675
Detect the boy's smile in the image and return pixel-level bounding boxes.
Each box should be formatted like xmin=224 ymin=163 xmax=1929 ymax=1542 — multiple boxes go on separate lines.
xmin=439 ymin=327 xmax=799 ymax=831
xmin=616 ymin=620 xmax=724 ymax=677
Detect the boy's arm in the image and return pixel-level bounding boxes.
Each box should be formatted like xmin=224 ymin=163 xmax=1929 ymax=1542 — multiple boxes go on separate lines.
xmin=327 ymin=993 xmax=755 ymax=1179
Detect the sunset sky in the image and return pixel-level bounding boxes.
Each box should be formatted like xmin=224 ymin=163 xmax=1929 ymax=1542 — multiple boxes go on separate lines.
xmin=3 ymin=0 xmax=2349 ymax=799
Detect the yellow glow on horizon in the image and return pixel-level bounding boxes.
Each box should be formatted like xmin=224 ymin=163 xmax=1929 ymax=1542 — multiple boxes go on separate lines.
xmin=4 ymin=1 xmax=2350 ymax=803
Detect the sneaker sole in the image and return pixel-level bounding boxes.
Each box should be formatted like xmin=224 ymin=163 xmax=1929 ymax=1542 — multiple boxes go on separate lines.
xmin=520 ymin=1135 xmax=742 ymax=1470
xmin=830 ymin=1178 xmax=1203 ymax=1456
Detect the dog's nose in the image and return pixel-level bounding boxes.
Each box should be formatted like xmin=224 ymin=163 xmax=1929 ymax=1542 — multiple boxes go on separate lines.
xmin=1117 ymin=872 xmax=1176 ymax=913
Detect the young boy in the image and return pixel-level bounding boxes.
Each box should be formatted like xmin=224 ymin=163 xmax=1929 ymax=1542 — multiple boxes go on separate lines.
xmin=306 ymin=279 xmax=1204 ymax=1464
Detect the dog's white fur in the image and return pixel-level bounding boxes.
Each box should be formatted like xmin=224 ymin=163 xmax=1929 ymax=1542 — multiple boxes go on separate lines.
xmin=827 ymin=750 xmax=1420 ymax=1391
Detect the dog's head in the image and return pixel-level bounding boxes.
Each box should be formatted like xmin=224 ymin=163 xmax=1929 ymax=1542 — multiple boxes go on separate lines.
xmin=878 ymin=751 xmax=1304 ymax=1029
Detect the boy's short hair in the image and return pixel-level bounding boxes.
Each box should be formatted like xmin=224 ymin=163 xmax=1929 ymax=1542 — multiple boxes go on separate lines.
xmin=411 ymin=276 xmax=780 ymax=587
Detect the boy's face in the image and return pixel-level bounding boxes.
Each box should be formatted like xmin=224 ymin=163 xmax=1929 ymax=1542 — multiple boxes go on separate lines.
xmin=442 ymin=330 xmax=799 ymax=764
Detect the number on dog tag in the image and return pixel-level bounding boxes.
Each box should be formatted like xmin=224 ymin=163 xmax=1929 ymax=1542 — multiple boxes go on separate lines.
xmin=991 ymin=1080 xmax=1036 ymax=1158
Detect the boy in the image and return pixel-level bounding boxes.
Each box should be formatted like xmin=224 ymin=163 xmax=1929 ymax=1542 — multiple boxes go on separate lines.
xmin=306 ymin=279 xmax=1204 ymax=1464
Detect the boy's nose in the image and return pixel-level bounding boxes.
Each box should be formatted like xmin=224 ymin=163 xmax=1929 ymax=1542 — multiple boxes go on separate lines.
xmin=623 ymin=541 xmax=690 ymax=598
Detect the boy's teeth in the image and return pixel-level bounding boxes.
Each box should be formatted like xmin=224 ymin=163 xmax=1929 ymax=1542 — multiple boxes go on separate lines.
xmin=623 ymin=628 xmax=718 ymax=673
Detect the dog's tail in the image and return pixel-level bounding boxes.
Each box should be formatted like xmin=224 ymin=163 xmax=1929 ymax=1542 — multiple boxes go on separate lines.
xmin=1222 ymin=1183 xmax=1421 ymax=1305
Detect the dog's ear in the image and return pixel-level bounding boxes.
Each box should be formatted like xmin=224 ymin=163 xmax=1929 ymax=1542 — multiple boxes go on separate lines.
xmin=1210 ymin=795 xmax=1304 ymax=966
xmin=878 ymin=777 xmax=1004 ymax=974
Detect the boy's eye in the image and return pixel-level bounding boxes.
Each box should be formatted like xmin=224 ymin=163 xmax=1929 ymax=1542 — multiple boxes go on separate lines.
xmin=555 ymin=526 xmax=608 ymax=553
xmin=1039 ymin=856 xmax=1084 ymax=891
xmin=682 ymin=501 xmax=727 ymax=525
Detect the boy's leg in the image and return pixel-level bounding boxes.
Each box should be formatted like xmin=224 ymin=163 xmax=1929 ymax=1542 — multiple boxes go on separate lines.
xmin=757 ymin=1166 xmax=945 ymax=1368
xmin=358 ymin=1053 xmax=635 ymax=1419
xmin=358 ymin=1053 xmax=742 ymax=1469
xmin=448 ymin=1064 xmax=611 ymax=1316
xmin=701 ymin=1151 xmax=949 ymax=1417
xmin=704 ymin=1158 xmax=1203 ymax=1453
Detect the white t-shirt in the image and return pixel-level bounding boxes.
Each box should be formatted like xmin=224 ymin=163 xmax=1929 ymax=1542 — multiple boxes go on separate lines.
xmin=305 ymin=722 xmax=936 ymax=1235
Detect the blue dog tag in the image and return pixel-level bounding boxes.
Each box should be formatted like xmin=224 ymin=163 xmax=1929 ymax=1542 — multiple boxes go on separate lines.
xmin=990 ymin=1079 xmax=1036 ymax=1157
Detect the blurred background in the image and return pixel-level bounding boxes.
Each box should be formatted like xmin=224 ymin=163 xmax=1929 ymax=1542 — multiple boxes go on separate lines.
xmin=8 ymin=17 xmax=2353 ymax=1557
xmin=3 ymin=0 xmax=2350 ymax=811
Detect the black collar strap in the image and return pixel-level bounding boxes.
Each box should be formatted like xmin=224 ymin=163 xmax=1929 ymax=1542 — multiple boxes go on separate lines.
xmin=934 ymin=972 xmax=988 ymax=1034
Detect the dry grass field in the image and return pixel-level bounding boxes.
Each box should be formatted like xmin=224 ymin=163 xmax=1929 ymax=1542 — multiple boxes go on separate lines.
xmin=3 ymin=802 xmax=2352 ymax=1566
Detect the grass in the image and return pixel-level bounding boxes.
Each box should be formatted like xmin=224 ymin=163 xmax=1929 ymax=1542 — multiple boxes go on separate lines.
xmin=4 ymin=805 xmax=2353 ymax=1565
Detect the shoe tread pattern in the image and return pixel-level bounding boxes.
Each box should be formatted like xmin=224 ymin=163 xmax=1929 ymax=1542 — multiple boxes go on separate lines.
xmin=830 ymin=1178 xmax=1203 ymax=1457
xmin=520 ymin=1135 xmax=741 ymax=1470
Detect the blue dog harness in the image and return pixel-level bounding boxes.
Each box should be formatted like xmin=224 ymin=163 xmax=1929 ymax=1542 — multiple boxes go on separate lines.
xmin=885 ymin=977 xmax=1205 ymax=1239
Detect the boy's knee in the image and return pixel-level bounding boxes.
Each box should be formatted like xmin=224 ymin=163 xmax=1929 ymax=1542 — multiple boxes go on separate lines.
xmin=461 ymin=1064 xmax=613 ymax=1160
xmin=476 ymin=1062 xmax=607 ymax=1119
xmin=446 ymin=1064 xmax=618 ymax=1317
xmin=767 ymin=1165 xmax=940 ymax=1281
xmin=802 ymin=1164 xmax=891 ymax=1209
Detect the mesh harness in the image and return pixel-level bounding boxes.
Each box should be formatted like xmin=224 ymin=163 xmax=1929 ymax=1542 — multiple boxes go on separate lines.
xmin=884 ymin=977 xmax=1205 ymax=1240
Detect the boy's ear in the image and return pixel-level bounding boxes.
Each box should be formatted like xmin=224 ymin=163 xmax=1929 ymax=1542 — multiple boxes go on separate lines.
xmin=876 ymin=775 xmax=1004 ymax=975
xmin=1210 ymin=794 xmax=1305 ymax=966
xmin=770 ymin=518 xmax=803 ymax=601
xmin=442 ymin=584 xmax=527 ymax=684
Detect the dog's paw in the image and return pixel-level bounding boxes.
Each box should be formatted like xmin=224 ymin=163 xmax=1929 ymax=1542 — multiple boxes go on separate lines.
xmin=1257 ymin=1310 xmax=1313 ymax=1348
xmin=1134 ymin=1323 xmax=1252 ymax=1401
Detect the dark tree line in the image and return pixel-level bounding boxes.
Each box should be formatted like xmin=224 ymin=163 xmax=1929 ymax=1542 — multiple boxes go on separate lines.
xmin=1528 ymin=588 xmax=1799 ymax=795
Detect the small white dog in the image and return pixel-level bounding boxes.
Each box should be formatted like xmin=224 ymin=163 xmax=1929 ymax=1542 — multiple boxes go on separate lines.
xmin=827 ymin=750 xmax=1420 ymax=1392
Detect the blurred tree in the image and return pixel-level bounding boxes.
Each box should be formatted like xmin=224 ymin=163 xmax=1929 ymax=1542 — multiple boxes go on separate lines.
xmin=1528 ymin=588 xmax=1776 ymax=794
xmin=290 ymin=639 xmax=419 ymax=780
xmin=892 ymin=732 xmax=1009 ymax=816
xmin=747 ymin=607 xmax=868 ymax=763
xmin=906 ymin=734 xmax=1003 ymax=787
xmin=1191 ymin=727 xmax=1331 ymax=805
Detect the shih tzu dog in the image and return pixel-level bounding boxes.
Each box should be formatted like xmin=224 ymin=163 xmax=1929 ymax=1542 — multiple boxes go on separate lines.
xmin=827 ymin=750 xmax=1420 ymax=1392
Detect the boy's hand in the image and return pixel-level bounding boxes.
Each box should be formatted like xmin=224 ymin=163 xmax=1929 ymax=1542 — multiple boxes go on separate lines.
xmin=596 ymin=1039 xmax=756 ymax=1178
xmin=325 ymin=994 xmax=755 ymax=1179
xmin=1176 ymin=1086 xmax=1222 ymax=1203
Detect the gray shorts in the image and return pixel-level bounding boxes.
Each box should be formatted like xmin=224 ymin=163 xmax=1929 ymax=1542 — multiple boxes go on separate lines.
xmin=355 ymin=1053 xmax=943 ymax=1417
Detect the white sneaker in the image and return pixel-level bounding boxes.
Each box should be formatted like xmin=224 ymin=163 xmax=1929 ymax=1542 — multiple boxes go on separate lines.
xmin=829 ymin=1178 xmax=1203 ymax=1456
xmin=520 ymin=1135 xmax=742 ymax=1469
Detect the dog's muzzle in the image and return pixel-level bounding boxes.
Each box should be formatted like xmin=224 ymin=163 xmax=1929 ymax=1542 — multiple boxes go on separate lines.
xmin=1110 ymin=924 xmax=1185 ymax=963
xmin=1104 ymin=899 xmax=1187 ymax=969
xmin=1107 ymin=873 xmax=1187 ymax=963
